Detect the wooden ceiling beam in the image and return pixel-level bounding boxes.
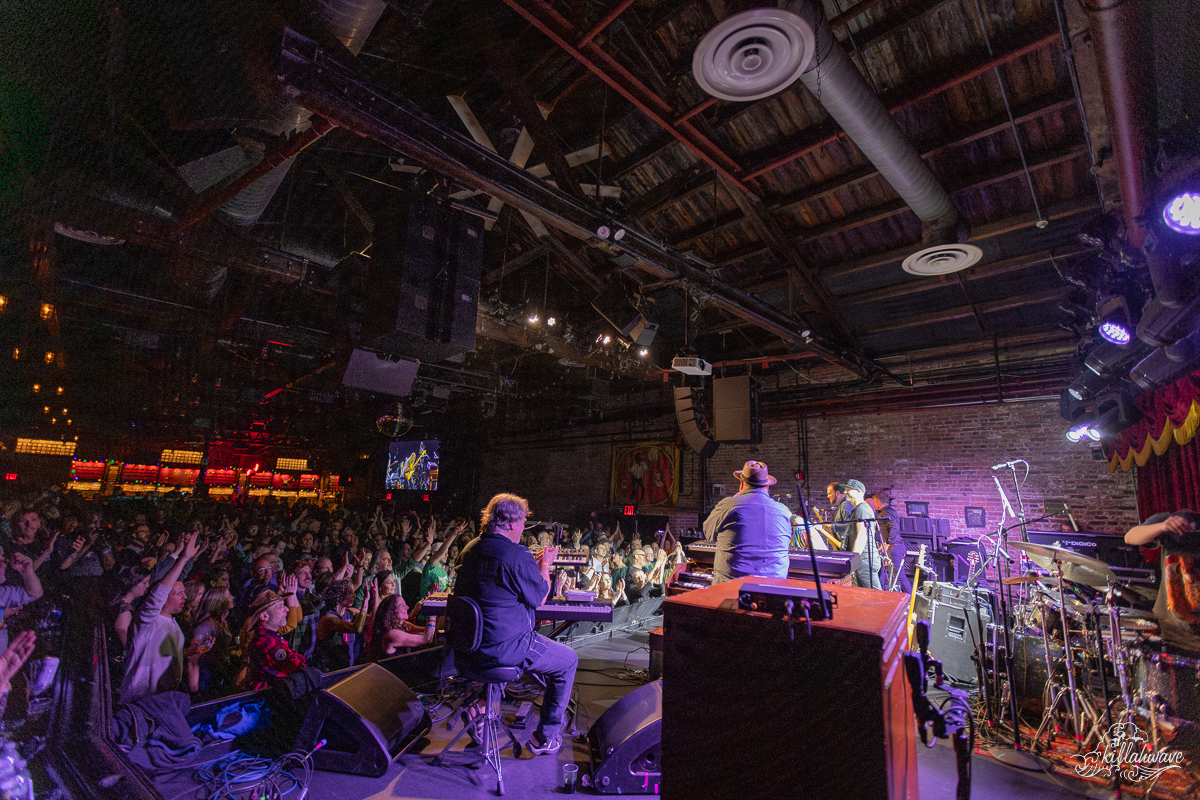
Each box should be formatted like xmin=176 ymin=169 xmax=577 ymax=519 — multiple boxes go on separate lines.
xmin=483 ymin=244 xmax=550 ymax=286
xmin=856 ymin=287 xmax=1072 ymax=336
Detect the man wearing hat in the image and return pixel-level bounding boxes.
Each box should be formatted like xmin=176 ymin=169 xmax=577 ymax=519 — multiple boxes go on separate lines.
xmin=833 ymin=480 xmax=882 ymax=590
xmin=243 ymin=588 xmax=307 ymax=690
xmin=702 ymin=462 xmax=791 ymax=584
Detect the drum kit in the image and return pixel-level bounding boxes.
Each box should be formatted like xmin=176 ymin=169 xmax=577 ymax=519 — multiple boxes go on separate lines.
xmin=984 ymin=539 xmax=1200 ymax=774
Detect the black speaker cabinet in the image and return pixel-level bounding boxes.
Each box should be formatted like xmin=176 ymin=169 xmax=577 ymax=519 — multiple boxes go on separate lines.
xmin=911 ymin=584 xmax=993 ymax=687
xmin=363 ymin=190 xmax=482 ymax=363
xmin=295 ymin=664 xmax=432 ymax=776
xmin=587 ymin=679 xmax=662 ymax=794
xmin=662 ymin=578 xmax=916 ymax=800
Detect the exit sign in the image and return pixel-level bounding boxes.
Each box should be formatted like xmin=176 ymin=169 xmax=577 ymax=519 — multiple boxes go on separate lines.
xmin=623 ymin=505 xmax=635 ymax=516
xmin=4 ymin=473 xmax=16 ymax=481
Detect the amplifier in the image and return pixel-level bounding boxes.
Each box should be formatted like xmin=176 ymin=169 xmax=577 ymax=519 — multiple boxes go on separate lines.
xmin=911 ymin=582 xmax=994 ymax=687
xmin=1023 ymin=530 xmax=1143 ymax=569
xmin=898 ymin=517 xmax=950 ymax=551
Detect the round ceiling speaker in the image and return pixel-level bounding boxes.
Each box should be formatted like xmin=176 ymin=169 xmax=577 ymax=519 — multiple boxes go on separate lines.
xmin=901 ymin=244 xmax=984 ymax=276
xmin=692 ymin=8 xmax=816 ymax=102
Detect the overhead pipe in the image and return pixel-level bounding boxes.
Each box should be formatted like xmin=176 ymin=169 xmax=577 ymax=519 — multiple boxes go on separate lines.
xmin=785 ymin=0 xmax=961 ymax=241
xmin=1083 ymin=0 xmax=1155 ymax=247
xmin=180 ymin=117 xmax=338 ymax=231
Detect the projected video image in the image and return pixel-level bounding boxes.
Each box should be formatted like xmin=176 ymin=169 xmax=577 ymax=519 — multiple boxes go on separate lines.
xmin=385 ymin=440 xmax=440 ymax=492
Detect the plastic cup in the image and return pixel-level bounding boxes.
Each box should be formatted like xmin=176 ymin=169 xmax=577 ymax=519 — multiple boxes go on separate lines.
xmin=562 ymin=764 xmax=578 ymax=794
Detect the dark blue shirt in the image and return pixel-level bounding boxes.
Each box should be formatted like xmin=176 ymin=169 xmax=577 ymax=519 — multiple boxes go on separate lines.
xmin=454 ymin=533 xmax=549 ymax=668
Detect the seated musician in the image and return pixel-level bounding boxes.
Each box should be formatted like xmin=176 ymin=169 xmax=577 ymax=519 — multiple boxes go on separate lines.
xmin=1125 ymin=510 xmax=1200 ymax=655
xmin=454 ymin=493 xmax=578 ymax=756
xmin=702 ymin=461 xmax=791 ymax=584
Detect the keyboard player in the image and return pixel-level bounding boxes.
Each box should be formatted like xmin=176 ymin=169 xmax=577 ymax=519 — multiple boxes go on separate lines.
xmin=454 ymin=493 xmax=578 ymax=756
xmin=703 ymin=461 xmax=791 ymax=585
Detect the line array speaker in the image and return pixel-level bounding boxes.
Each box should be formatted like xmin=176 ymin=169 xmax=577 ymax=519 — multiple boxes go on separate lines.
xmin=673 ymin=387 xmax=718 ymax=459
xmin=363 ymin=190 xmax=482 ymax=363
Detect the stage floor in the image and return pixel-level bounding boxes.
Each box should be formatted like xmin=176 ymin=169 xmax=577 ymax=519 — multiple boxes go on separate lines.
xmin=152 ymin=630 xmax=1188 ymax=800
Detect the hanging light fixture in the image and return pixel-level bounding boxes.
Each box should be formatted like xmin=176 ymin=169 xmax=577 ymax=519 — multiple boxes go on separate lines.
xmin=375 ymin=403 xmax=413 ymax=438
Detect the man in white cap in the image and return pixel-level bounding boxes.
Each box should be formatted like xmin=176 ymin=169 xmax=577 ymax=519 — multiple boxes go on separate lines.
xmin=835 ymin=480 xmax=882 ymax=590
xmin=703 ymin=461 xmax=791 ymax=584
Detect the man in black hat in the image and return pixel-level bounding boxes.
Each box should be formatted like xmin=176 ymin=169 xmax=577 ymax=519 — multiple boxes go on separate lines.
xmin=833 ymin=480 xmax=882 ymax=590
xmin=702 ymin=461 xmax=791 ymax=584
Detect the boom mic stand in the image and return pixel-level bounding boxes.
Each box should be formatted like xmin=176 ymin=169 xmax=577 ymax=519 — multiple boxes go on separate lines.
xmin=793 ymin=491 xmax=832 ymax=622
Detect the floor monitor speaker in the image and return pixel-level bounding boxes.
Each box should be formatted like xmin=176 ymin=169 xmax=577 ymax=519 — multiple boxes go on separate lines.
xmin=587 ymin=679 xmax=661 ymax=794
xmin=294 ymin=664 xmax=432 ymax=776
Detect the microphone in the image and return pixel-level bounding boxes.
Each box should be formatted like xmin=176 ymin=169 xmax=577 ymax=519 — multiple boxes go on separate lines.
xmin=1065 ymin=505 xmax=1079 ymax=532
xmin=991 ymin=460 xmax=1020 ymax=471
xmin=993 ymin=476 xmax=1016 ymax=517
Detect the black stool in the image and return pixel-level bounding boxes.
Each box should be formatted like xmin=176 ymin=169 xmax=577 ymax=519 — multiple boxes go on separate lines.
xmin=431 ymin=596 xmax=524 ymax=795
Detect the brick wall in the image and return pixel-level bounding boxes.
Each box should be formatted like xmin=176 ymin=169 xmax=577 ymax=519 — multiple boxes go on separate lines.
xmin=476 ymin=398 xmax=1139 ymax=538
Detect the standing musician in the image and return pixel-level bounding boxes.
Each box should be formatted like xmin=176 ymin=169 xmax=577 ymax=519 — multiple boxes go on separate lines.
xmin=703 ymin=461 xmax=791 ymax=584
xmin=454 ymin=493 xmax=578 ymax=756
xmin=869 ymin=491 xmax=908 ymax=592
xmin=833 ymin=480 xmax=882 ymax=590
xmin=1125 ymin=510 xmax=1200 ymax=656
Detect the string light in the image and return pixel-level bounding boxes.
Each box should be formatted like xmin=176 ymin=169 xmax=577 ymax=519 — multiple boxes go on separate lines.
xmin=44 ymin=352 xmax=54 ymax=364
xmin=56 ymin=387 xmax=63 ymax=395
xmin=39 ymin=303 xmax=53 ymax=320
xmin=32 ymin=384 xmax=40 ymax=393
xmin=0 ymin=295 xmax=7 ymax=311
xmin=12 ymin=348 xmax=17 ymax=360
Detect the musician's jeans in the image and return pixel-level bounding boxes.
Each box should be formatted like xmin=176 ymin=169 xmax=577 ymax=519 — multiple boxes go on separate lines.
xmin=521 ymin=633 xmax=578 ymax=743
xmin=853 ymin=546 xmax=884 ymax=590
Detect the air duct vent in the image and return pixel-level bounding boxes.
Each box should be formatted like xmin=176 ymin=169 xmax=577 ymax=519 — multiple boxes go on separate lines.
xmin=902 ymin=244 xmax=983 ymax=276
xmin=692 ymin=8 xmax=815 ymax=102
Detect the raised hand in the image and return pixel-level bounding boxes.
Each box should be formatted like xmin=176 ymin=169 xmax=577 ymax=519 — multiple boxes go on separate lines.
xmin=281 ymin=573 xmax=298 ymax=595
xmin=181 ymin=530 xmax=202 ymax=561
xmin=71 ymin=535 xmax=86 ymax=555
xmin=0 ymin=631 xmax=36 ymax=687
xmin=8 ymin=553 xmax=33 ymax=576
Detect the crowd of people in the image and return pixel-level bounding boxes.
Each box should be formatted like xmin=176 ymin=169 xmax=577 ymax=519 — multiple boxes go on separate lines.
xmin=0 ymin=487 xmax=683 ymax=714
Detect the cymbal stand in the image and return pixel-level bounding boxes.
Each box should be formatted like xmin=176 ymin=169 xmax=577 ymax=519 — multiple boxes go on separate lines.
xmin=1032 ymin=560 xmax=1084 ymax=748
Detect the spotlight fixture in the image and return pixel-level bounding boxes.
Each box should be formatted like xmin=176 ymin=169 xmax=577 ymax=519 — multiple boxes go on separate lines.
xmin=547 ymin=316 xmax=556 ymax=327
xmin=481 ymin=396 xmax=497 ymax=418
xmin=603 ymin=335 xmax=611 ymax=345
xmin=527 ymin=313 xmax=539 ymax=324
xmin=595 ymin=225 xmax=626 ymax=241
xmin=1097 ymin=297 xmax=1134 ymax=345
xmin=639 ymin=348 xmax=648 ymax=357
xmin=1164 ymin=192 xmax=1200 ymax=235
xmin=1065 ymin=422 xmax=1089 ymax=442
xmin=1077 ymin=214 xmax=1120 ymax=249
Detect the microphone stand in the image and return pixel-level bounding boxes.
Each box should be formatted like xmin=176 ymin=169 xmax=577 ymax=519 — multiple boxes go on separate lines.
xmin=794 ymin=491 xmax=831 ymax=621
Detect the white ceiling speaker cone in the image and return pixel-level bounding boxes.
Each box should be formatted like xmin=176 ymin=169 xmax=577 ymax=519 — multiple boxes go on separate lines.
xmin=902 ymin=244 xmax=984 ymax=276
xmin=692 ymin=8 xmax=816 ymax=102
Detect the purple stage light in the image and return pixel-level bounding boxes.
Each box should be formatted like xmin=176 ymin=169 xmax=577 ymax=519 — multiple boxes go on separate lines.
xmin=1099 ymin=319 xmax=1132 ymax=345
xmin=1164 ymin=192 xmax=1200 ymax=235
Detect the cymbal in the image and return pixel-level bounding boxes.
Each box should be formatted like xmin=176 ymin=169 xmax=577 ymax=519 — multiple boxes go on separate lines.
xmin=1108 ymin=581 xmax=1157 ymax=612
xmin=1002 ymin=575 xmax=1041 ymax=585
xmin=1010 ymin=541 xmax=1117 ymax=588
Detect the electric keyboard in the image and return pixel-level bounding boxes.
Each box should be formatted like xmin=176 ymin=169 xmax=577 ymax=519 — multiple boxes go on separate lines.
xmin=685 ymin=542 xmax=861 ymax=578
xmin=421 ymin=594 xmax=614 ymax=622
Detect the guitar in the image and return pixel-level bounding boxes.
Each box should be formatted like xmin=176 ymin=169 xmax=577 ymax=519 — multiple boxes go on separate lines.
xmin=905 ymin=544 xmax=927 ymax=649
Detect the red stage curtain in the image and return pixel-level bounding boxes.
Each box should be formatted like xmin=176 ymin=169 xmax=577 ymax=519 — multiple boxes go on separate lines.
xmin=1107 ymin=370 xmax=1200 ymax=471
xmin=1136 ymin=433 xmax=1200 ymax=519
